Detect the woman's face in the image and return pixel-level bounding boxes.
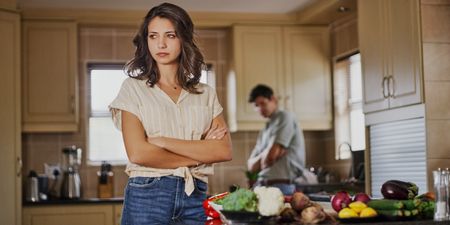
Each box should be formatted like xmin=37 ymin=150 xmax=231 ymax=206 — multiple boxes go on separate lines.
xmin=147 ymin=16 xmax=182 ymax=66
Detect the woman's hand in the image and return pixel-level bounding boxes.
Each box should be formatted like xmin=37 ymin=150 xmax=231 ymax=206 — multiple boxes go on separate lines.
xmin=203 ymin=124 xmax=227 ymax=140
xmin=147 ymin=136 xmax=165 ymax=148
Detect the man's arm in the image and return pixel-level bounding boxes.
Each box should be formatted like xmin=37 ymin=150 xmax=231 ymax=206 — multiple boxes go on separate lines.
xmin=261 ymin=143 xmax=287 ymax=169
xmin=247 ymin=138 xmax=287 ymax=172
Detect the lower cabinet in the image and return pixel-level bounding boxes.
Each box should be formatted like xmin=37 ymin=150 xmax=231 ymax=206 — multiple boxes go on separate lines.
xmin=23 ymin=204 xmax=122 ymax=225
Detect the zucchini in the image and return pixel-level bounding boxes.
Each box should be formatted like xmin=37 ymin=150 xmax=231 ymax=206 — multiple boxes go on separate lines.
xmin=376 ymin=209 xmax=403 ymax=217
xmin=368 ymin=199 xmax=404 ymax=210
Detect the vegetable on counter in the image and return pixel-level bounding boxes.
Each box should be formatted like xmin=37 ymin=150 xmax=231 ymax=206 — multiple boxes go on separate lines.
xmin=219 ymin=188 xmax=258 ymax=212
xmin=202 ymin=192 xmax=229 ymax=219
xmin=331 ymin=191 xmax=352 ymax=212
xmin=381 ymin=180 xmax=419 ymax=200
xmin=253 ymin=186 xmax=285 ymax=216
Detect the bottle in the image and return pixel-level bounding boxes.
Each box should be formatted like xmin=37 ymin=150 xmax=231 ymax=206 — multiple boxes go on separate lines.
xmin=433 ymin=168 xmax=449 ymax=221
xmin=97 ymin=161 xmax=114 ymax=199
xmin=26 ymin=170 xmax=39 ymax=202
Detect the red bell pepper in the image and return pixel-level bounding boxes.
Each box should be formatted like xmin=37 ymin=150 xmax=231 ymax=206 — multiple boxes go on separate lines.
xmin=202 ymin=192 xmax=229 ymax=219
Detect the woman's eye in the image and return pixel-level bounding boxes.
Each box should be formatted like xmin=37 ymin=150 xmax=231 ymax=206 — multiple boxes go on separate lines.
xmin=167 ymin=34 xmax=177 ymax=39
xmin=148 ymin=34 xmax=157 ymax=39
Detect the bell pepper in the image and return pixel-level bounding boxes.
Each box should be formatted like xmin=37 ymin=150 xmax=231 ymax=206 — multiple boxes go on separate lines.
xmin=202 ymin=192 xmax=229 ymax=219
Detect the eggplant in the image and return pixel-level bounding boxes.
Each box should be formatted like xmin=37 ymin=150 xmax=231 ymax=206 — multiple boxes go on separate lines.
xmin=381 ymin=180 xmax=419 ymax=200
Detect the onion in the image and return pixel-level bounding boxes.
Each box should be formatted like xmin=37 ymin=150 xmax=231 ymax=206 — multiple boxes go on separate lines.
xmin=290 ymin=191 xmax=311 ymax=212
xmin=352 ymin=192 xmax=371 ymax=204
xmin=331 ymin=191 xmax=351 ymax=212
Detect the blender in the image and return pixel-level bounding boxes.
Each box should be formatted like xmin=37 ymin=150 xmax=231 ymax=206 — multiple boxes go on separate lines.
xmin=61 ymin=145 xmax=82 ymax=199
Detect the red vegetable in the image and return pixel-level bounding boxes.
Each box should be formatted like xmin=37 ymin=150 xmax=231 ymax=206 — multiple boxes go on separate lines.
xmin=206 ymin=209 xmax=220 ymax=219
xmin=205 ymin=219 xmax=222 ymax=225
xmin=352 ymin=192 xmax=371 ymax=204
xmin=331 ymin=191 xmax=352 ymax=212
xmin=202 ymin=192 xmax=229 ymax=218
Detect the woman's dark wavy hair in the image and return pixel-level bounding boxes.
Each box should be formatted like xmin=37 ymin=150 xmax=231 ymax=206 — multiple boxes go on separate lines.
xmin=125 ymin=2 xmax=205 ymax=93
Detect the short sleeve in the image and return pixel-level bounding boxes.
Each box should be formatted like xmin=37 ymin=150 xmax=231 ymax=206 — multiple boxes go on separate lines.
xmin=109 ymin=78 xmax=141 ymax=131
xmin=274 ymin=112 xmax=296 ymax=148
xmin=208 ymin=86 xmax=223 ymax=118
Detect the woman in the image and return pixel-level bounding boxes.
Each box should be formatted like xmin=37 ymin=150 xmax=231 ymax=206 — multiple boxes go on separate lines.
xmin=109 ymin=3 xmax=232 ymax=225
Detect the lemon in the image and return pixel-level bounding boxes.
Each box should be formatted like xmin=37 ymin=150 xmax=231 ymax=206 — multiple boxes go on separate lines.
xmin=349 ymin=201 xmax=367 ymax=213
xmin=360 ymin=207 xmax=377 ymax=218
xmin=338 ymin=207 xmax=359 ymax=219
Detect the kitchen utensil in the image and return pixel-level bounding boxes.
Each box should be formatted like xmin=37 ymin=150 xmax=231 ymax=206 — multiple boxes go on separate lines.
xmin=61 ymin=145 xmax=82 ymax=199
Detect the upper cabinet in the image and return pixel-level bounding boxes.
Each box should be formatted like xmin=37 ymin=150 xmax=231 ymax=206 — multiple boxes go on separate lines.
xmin=22 ymin=20 xmax=79 ymax=132
xmin=231 ymin=25 xmax=331 ymax=131
xmin=359 ymin=0 xmax=423 ymax=113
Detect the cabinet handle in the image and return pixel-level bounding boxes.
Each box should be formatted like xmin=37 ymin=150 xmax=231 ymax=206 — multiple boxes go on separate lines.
xmin=16 ymin=157 xmax=22 ymax=177
xmin=388 ymin=76 xmax=395 ymax=98
xmin=382 ymin=77 xmax=389 ymax=98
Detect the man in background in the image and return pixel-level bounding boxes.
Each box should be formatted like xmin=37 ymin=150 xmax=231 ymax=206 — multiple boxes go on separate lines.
xmin=247 ymin=84 xmax=308 ymax=195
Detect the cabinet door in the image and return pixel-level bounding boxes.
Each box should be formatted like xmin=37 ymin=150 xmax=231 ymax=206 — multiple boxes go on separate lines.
xmin=22 ymin=21 xmax=79 ymax=132
xmin=283 ymin=26 xmax=332 ymax=130
xmin=23 ymin=205 xmax=114 ymax=225
xmin=233 ymin=25 xmax=284 ymax=130
xmin=359 ymin=0 xmax=389 ymax=113
xmin=386 ymin=0 xmax=422 ymax=108
xmin=0 ymin=10 xmax=21 ymax=225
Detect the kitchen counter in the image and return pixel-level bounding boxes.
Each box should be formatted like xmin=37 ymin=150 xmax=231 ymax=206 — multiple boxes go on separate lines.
xmin=23 ymin=197 xmax=124 ymax=206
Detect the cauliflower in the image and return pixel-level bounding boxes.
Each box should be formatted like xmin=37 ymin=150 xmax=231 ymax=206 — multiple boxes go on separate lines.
xmin=253 ymin=186 xmax=285 ymax=216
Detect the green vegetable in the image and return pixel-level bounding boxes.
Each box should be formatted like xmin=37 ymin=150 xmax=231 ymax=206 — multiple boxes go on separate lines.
xmin=220 ymin=188 xmax=258 ymax=212
xmin=376 ymin=209 xmax=403 ymax=217
xmin=367 ymin=199 xmax=404 ymax=210
xmin=400 ymin=199 xmax=421 ymax=210
xmin=417 ymin=200 xmax=435 ymax=219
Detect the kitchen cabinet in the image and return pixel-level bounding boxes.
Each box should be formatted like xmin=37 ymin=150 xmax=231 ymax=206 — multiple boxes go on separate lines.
xmin=232 ymin=25 xmax=331 ymax=131
xmin=0 ymin=9 xmax=22 ymax=225
xmin=359 ymin=0 xmax=423 ymax=113
xmin=22 ymin=20 xmax=79 ymax=132
xmin=23 ymin=204 xmax=122 ymax=225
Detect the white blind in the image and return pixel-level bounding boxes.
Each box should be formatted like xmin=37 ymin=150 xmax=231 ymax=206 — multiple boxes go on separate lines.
xmin=370 ymin=117 xmax=427 ymax=198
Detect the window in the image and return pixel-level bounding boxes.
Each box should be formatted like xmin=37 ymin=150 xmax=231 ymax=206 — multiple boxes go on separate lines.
xmin=88 ymin=64 xmax=128 ymax=165
xmin=87 ymin=64 xmax=215 ymax=164
xmin=333 ymin=53 xmax=366 ymax=160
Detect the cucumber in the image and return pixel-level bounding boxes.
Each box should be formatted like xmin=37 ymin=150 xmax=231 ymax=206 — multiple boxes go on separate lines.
xmin=400 ymin=199 xmax=421 ymax=210
xmin=368 ymin=199 xmax=404 ymax=210
xmin=376 ymin=209 xmax=403 ymax=217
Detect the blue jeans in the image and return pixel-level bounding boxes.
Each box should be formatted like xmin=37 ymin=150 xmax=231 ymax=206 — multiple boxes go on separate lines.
xmin=121 ymin=176 xmax=207 ymax=225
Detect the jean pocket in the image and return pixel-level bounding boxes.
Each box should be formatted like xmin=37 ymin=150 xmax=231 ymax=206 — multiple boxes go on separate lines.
xmin=194 ymin=179 xmax=208 ymax=194
xmin=128 ymin=177 xmax=160 ymax=188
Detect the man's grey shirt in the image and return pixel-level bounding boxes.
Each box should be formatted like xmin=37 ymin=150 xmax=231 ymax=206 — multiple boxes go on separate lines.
xmin=249 ymin=110 xmax=306 ymax=181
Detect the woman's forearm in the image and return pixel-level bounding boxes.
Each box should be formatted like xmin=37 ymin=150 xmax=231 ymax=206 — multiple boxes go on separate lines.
xmin=127 ymin=141 xmax=200 ymax=169
xmin=156 ymin=137 xmax=232 ymax=163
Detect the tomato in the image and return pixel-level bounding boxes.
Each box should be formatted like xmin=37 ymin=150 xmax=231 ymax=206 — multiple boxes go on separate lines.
xmin=205 ymin=219 xmax=222 ymax=225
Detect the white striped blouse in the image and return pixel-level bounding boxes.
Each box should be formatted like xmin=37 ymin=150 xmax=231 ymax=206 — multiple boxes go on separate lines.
xmin=109 ymin=77 xmax=223 ymax=195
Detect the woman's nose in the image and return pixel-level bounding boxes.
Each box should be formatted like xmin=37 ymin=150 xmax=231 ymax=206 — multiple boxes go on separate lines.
xmin=158 ymin=37 xmax=167 ymax=49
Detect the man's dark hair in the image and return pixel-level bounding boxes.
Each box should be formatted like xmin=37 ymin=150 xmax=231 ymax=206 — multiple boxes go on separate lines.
xmin=248 ymin=84 xmax=274 ymax=103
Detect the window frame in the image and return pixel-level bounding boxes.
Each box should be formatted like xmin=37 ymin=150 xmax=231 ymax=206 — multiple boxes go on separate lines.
xmin=86 ymin=63 xmax=128 ymax=166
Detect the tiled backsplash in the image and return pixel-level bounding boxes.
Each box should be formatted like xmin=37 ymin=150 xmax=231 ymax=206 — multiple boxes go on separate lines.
xmin=22 ymin=25 xmax=350 ymax=197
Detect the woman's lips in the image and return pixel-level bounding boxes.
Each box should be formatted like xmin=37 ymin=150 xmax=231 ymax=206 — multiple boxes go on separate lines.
xmin=156 ymin=52 xmax=169 ymax=57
